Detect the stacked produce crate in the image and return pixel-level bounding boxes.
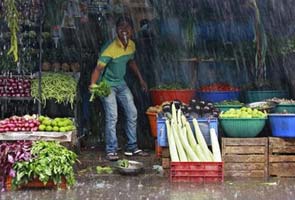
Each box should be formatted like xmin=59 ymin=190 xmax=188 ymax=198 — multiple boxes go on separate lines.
xmin=222 ymin=137 xmax=268 ymax=178
xmin=269 ymin=137 xmax=295 ymax=177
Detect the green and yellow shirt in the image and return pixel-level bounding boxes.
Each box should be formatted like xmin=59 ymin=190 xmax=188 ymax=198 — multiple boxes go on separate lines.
xmin=97 ymin=38 xmax=136 ymax=86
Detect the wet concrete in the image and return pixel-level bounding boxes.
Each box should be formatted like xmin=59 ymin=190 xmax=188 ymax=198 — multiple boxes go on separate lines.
xmin=1 ymin=149 xmax=295 ymax=200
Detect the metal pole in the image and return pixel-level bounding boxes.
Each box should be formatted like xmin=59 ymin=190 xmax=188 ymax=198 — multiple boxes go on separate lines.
xmin=38 ymin=1 xmax=45 ymax=115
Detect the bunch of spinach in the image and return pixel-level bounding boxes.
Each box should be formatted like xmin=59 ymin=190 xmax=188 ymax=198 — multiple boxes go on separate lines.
xmin=0 ymin=141 xmax=32 ymax=192
xmin=12 ymin=141 xmax=77 ymax=189
xmin=89 ymin=80 xmax=111 ymax=102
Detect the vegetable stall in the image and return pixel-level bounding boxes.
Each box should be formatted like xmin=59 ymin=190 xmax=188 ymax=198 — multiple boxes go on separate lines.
xmin=1 ymin=0 xmax=295 ymax=190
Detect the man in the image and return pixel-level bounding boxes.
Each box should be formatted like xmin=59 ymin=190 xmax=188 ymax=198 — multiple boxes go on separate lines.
xmin=90 ymin=16 xmax=149 ymax=161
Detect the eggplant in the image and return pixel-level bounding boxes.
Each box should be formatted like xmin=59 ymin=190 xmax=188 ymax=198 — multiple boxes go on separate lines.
xmin=187 ymin=106 xmax=194 ymax=113
xmin=162 ymin=104 xmax=171 ymax=113
xmin=199 ymin=101 xmax=206 ymax=107
xmin=190 ymin=99 xmax=197 ymax=107
xmin=171 ymin=99 xmax=182 ymax=109
xmin=180 ymin=105 xmax=188 ymax=113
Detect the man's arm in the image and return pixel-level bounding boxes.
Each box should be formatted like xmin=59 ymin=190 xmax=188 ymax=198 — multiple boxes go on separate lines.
xmin=128 ymin=59 xmax=148 ymax=91
xmin=90 ymin=64 xmax=105 ymax=87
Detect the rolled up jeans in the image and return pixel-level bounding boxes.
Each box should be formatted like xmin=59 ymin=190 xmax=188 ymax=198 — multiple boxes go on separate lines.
xmin=101 ymin=82 xmax=138 ymax=153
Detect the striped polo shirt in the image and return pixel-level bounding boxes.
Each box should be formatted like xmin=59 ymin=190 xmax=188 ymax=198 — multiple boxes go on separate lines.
xmin=97 ymin=38 xmax=136 ymax=86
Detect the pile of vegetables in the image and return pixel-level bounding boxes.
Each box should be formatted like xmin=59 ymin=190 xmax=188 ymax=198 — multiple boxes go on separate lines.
xmin=0 ymin=141 xmax=32 ymax=192
xmin=199 ymin=83 xmax=239 ymax=92
xmin=166 ymin=104 xmax=222 ymax=162
xmin=12 ymin=141 xmax=77 ymax=189
xmin=38 ymin=116 xmax=75 ymax=132
xmin=0 ymin=76 xmax=31 ymax=97
xmin=89 ymin=80 xmax=111 ymax=102
xmin=117 ymin=159 xmax=129 ymax=168
xmin=151 ymin=83 xmax=189 ymax=90
xmin=215 ymin=100 xmax=244 ymax=106
xmin=147 ymin=99 xmax=220 ymax=119
xmin=31 ymin=72 xmax=77 ymax=108
xmin=219 ymin=107 xmax=267 ymax=119
xmin=266 ymin=98 xmax=295 ymax=105
xmin=0 ymin=115 xmax=40 ymax=133
xmin=96 ymin=166 xmax=113 ymax=174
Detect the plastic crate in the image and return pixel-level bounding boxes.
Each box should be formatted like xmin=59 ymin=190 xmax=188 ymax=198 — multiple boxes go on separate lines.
xmin=197 ymin=91 xmax=240 ymax=103
xmin=245 ymin=90 xmax=288 ymax=103
xmin=275 ymin=104 xmax=295 ymax=114
xmin=170 ymin=162 xmax=224 ymax=183
xmin=157 ymin=118 xmax=218 ymax=147
xmin=268 ymin=114 xmax=295 ymax=137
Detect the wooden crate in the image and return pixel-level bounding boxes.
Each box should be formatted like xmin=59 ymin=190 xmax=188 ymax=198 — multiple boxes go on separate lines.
xmin=269 ymin=137 xmax=295 ymax=177
xmin=161 ymin=147 xmax=170 ymax=169
xmin=5 ymin=176 xmax=67 ymax=191
xmin=222 ymin=137 xmax=268 ymax=178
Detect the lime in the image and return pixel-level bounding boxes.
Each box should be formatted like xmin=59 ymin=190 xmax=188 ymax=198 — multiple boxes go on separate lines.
xmin=38 ymin=124 xmax=46 ymax=131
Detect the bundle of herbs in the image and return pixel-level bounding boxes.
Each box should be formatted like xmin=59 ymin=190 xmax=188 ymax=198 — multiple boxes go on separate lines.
xmin=11 ymin=141 xmax=77 ymax=190
xmin=89 ymin=80 xmax=111 ymax=102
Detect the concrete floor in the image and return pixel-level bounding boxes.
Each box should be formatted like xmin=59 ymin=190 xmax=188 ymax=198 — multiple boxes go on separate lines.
xmin=1 ymin=149 xmax=295 ymax=200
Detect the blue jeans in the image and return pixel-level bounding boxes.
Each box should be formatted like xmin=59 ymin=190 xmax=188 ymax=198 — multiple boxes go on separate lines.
xmin=101 ymin=82 xmax=138 ymax=153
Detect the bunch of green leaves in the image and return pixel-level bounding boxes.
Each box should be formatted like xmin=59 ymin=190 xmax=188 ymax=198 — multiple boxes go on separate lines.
xmin=152 ymin=83 xmax=189 ymax=90
xmin=89 ymin=80 xmax=111 ymax=102
xmin=12 ymin=141 xmax=77 ymax=189
xmin=96 ymin=166 xmax=113 ymax=174
xmin=117 ymin=159 xmax=129 ymax=168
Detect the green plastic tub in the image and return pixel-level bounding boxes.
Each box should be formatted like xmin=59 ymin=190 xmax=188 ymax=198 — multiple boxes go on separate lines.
xmin=219 ymin=118 xmax=267 ymax=137
xmin=245 ymin=90 xmax=288 ymax=103
xmin=275 ymin=104 xmax=295 ymax=113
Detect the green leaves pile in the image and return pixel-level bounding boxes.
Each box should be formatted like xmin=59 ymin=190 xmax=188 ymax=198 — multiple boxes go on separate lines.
xmin=31 ymin=73 xmax=77 ymax=108
xmin=89 ymin=80 xmax=111 ymax=102
xmin=12 ymin=141 xmax=77 ymax=189
xmin=117 ymin=159 xmax=129 ymax=168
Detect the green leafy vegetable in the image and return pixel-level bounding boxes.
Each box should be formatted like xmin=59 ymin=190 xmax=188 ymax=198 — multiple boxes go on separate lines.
xmin=117 ymin=159 xmax=129 ymax=168
xmin=89 ymin=80 xmax=111 ymax=102
xmin=12 ymin=141 xmax=77 ymax=189
xmin=96 ymin=166 xmax=113 ymax=174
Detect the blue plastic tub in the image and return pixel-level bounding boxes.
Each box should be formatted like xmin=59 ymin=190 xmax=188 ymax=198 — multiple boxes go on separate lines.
xmin=268 ymin=114 xmax=295 ymax=137
xmin=157 ymin=117 xmax=218 ymax=147
xmin=197 ymin=91 xmax=240 ymax=103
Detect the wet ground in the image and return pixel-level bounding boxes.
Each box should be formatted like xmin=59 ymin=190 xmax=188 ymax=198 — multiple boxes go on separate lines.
xmin=1 ymin=148 xmax=295 ymax=200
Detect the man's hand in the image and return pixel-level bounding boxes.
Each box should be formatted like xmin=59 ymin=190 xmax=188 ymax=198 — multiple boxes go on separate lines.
xmin=89 ymin=83 xmax=95 ymax=91
xmin=140 ymin=80 xmax=148 ymax=92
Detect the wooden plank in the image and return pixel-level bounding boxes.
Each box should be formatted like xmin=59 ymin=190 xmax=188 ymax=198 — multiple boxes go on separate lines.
xmin=223 ymin=155 xmax=265 ymax=163
xmin=269 ymin=155 xmax=295 ymax=162
xmin=161 ymin=148 xmax=170 ymax=158
xmin=0 ymin=131 xmax=73 ymax=142
xmin=222 ymin=137 xmax=267 ymax=146
xmin=269 ymin=163 xmax=295 ymax=177
xmin=225 ymin=170 xmax=265 ymax=178
xmin=224 ymin=146 xmax=266 ymax=154
xmin=269 ymin=137 xmax=295 ymax=147
xmin=162 ymin=158 xmax=170 ymax=169
xmin=270 ymin=146 xmax=295 ymax=154
xmin=225 ymin=163 xmax=265 ymax=170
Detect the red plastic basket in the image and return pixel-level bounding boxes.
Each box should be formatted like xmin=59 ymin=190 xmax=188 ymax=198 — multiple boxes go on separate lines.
xmin=170 ymin=162 xmax=224 ymax=183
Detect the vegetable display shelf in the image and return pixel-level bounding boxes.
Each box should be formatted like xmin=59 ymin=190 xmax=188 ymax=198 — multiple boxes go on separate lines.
xmin=0 ymin=131 xmax=73 ymax=142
